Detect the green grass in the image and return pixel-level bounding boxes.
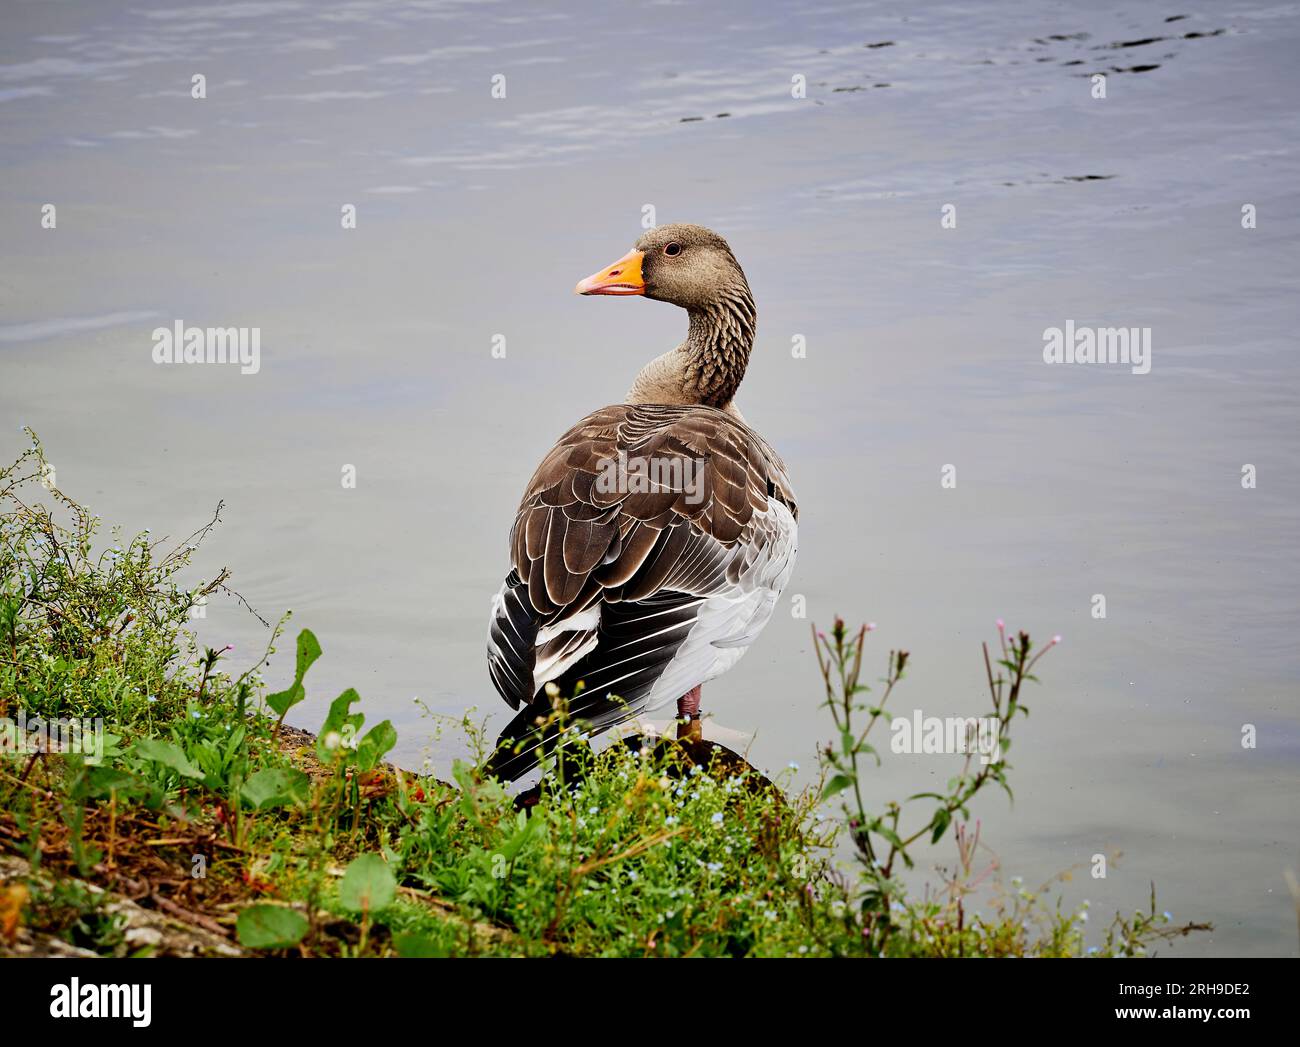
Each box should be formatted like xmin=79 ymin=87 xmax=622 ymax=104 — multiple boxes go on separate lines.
xmin=0 ymin=431 xmax=1207 ymax=957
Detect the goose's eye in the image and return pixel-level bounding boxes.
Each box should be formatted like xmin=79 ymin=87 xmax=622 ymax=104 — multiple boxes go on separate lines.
xmin=663 ymin=242 xmax=682 ymax=257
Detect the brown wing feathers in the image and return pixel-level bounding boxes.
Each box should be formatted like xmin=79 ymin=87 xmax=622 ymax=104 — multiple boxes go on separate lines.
xmin=509 ymin=403 xmax=792 ymax=622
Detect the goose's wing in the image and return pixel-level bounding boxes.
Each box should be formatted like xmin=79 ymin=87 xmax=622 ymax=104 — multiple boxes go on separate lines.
xmin=485 ymin=403 xmax=797 ymax=779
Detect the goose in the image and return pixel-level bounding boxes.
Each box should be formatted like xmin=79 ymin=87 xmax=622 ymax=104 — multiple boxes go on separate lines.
xmin=484 ymin=223 xmax=798 ymax=781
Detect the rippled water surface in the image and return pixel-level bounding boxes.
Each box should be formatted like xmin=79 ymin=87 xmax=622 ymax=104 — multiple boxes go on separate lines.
xmin=3 ymin=0 xmax=1298 ymax=956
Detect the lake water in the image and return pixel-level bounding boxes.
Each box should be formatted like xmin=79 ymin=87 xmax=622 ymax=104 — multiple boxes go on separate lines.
xmin=2 ymin=0 xmax=1297 ymax=957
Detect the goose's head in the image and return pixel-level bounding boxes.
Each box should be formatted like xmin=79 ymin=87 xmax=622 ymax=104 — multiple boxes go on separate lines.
xmin=575 ymin=223 xmax=750 ymax=311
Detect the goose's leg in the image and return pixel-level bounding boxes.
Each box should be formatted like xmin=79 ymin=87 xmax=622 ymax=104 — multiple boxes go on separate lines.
xmin=676 ymin=685 xmax=703 ymax=742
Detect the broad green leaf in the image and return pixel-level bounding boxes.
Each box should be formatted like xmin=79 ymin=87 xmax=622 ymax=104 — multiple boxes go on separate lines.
xmin=355 ymin=720 xmax=397 ymax=773
xmin=134 ymin=738 xmax=204 ymax=780
xmin=267 ymin=629 xmax=322 ymax=717
xmin=266 ymin=682 xmax=305 ymax=719
xmin=821 ymin=773 xmax=855 ymax=801
xmin=293 ymin=628 xmax=322 ymax=680
xmin=236 ymin=904 xmax=309 ymax=949
xmin=240 ymin=767 xmax=309 ymax=809
xmin=224 ymin=725 xmax=247 ymax=757
xmin=316 ymin=688 xmax=364 ymax=759
xmin=338 ymin=852 xmax=396 ymax=914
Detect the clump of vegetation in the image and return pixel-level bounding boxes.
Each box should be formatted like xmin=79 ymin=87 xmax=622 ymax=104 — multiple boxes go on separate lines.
xmin=0 ymin=434 xmax=1207 ymax=957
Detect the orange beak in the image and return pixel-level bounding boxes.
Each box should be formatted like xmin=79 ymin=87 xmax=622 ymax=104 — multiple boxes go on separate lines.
xmin=575 ymin=249 xmax=645 ymax=296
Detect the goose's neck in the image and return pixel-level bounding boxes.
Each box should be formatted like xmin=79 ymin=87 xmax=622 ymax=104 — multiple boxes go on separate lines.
xmin=627 ymin=291 xmax=756 ymax=412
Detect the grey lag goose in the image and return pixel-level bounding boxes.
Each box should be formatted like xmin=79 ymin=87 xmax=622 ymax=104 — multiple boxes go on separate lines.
xmin=484 ymin=223 xmax=798 ymax=781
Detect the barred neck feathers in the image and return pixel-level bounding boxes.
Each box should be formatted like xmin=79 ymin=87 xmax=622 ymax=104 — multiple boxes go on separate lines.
xmin=627 ymin=284 xmax=756 ymax=411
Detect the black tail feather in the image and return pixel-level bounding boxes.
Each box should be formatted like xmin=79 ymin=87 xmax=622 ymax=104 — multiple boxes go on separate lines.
xmin=483 ymin=591 xmax=703 ymax=782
